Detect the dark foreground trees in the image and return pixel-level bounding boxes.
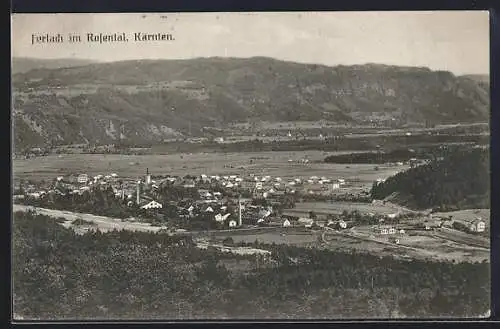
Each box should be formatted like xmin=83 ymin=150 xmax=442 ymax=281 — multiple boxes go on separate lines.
xmin=13 ymin=211 xmax=490 ymax=320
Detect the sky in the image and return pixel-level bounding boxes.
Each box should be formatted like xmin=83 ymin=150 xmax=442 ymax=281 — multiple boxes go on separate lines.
xmin=11 ymin=11 xmax=489 ymax=75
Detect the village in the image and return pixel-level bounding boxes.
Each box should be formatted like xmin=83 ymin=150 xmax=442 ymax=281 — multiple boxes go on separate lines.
xmin=13 ymin=161 xmax=489 ymax=255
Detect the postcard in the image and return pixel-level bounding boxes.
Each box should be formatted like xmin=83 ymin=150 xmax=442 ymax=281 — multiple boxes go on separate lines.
xmin=11 ymin=11 xmax=490 ymax=320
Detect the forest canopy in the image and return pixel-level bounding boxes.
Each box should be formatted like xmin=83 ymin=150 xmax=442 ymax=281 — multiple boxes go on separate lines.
xmin=370 ymin=148 xmax=490 ymax=211
xmin=13 ymin=210 xmax=490 ymax=320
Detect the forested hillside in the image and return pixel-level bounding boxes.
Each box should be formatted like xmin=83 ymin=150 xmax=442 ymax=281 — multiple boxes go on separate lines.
xmin=13 ymin=211 xmax=489 ymax=319
xmin=12 ymin=57 xmax=489 ymax=148
xmin=370 ymin=148 xmax=490 ymax=211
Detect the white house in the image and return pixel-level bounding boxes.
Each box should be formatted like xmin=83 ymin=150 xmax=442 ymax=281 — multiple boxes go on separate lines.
xmin=389 ymin=237 xmax=400 ymax=244
xmin=298 ymin=217 xmax=314 ymax=228
xmin=28 ymin=192 xmax=41 ymax=199
xmin=376 ymin=226 xmax=396 ymax=235
xmin=283 ymin=219 xmax=291 ymax=227
xmin=141 ymin=200 xmax=163 ymax=210
xmin=469 ymin=218 xmax=486 ymax=233
xmin=338 ymin=220 xmax=348 ymax=229
xmin=215 ymin=213 xmax=231 ymax=222
xmin=77 ymin=174 xmax=88 ymax=184
xmin=387 ymin=213 xmax=398 ymax=220
xmin=228 ymin=219 xmax=238 ymax=228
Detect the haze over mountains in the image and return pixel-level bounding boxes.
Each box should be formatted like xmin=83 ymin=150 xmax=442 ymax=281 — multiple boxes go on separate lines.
xmin=12 ymin=57 xmax=490 ymax=149
xmin=12 ymin=57 xmax=98 ymax=74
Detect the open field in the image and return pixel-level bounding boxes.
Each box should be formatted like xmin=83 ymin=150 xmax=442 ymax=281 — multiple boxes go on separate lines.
xmin=283 ymin=201 xmax=406 ymax=217
xmin=12 ymin=151 xmax=405 ymax=188
xmin=433 ymin=209 xmax=490 ymax=223
xmin=322 ymin=230 xmax=489 ymax=263
xmin=224 ymin=230 xmax=321 ymax=247
xmin=432 ymin=227 xmax=490 ymax=249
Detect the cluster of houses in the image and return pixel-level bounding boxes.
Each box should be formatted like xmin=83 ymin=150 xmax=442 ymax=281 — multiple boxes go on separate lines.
xmin=13 ymin=167 xmax=488 ymax=236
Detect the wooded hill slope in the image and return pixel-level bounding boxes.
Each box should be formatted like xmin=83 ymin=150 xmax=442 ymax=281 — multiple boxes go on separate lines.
xmin=12 ymin=57 xmax=489 ymax=149
xmin=13 ymin=211 xmax=490 ymax=319
xmin=370 ymin=147 xmax=490 ymax=211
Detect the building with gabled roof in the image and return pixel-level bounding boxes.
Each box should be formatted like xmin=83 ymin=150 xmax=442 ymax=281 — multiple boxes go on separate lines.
xmin=140 ymin=200 xmax=163 ymax=210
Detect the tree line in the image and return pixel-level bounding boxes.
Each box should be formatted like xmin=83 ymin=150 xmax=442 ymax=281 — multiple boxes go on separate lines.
xmin=13 ymin=210 xmax=490 ymax=320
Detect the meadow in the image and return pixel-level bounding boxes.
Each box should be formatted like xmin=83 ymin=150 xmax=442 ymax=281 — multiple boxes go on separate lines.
xmin=13 ymin=151 xmax=404 ymax=188
xmin=283 ymin=201 xmax=402 ymax=217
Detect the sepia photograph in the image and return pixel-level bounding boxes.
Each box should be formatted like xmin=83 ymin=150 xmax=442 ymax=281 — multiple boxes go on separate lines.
xmin=11 ymin=11 xmax=490 ymax=320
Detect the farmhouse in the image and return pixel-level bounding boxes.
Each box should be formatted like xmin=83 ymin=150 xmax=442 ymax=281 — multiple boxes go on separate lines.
xmin=298 ymin=217 xmax=315 ymax=228
xmin=77 ymin=174 xmax=89 ymax=184
xmin=338 ymin=220 xmax=348 ymax=229
xmin=453 ymin=217 xmax=487 ymax=233
xmin=470 ymin=218 xmax=486 ymax=233
xmin=386 ymin=213 xmax=398 ymax=220
xmin=388 ymin=236 xmax=400 ymax=244
xmin=215 ymin=213 xmax=231 ymax=222
xmin=140 ymin=200 xmax=163 ymax=210
xmin=375 ymin=225 xmax=396 ymax=235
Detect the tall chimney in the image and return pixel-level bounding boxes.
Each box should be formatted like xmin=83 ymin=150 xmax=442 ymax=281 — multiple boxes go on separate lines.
xmin=238 ymin=197 xmax=242 ymax=227
xmin=136 ymin=181 xmax=141 ymax=204
xmin=146 ymin=168 xmax=151 ymax=185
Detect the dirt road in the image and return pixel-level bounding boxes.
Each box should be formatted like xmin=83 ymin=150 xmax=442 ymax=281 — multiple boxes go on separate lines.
xmin=13 ymin=204 xmax=166 ymax=233
xmin=12 ymin=204 xmax=281 ymax=235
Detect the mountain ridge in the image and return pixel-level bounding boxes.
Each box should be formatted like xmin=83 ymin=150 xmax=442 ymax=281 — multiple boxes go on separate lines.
xmin=12 ymin=57 xmax=99 ymax=74
xmin=12 ymin=56 xmax=490 ymax=149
